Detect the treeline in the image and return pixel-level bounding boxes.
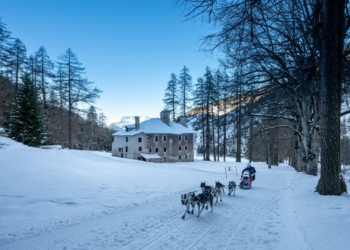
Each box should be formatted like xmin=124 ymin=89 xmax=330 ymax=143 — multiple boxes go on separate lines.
xmin=165 ymin=47 xmax=349 ymax=176
xmin=0 ymin=17 xmax=115 ymax=151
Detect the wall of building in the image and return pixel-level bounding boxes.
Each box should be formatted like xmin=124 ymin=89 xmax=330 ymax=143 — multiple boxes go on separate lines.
xmin=112 ymin=133 xmax=194 ymax=163
xmin=146 ymin=133 xmax=194 ymax=162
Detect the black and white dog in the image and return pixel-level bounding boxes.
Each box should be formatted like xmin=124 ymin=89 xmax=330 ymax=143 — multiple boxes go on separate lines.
xmin=181 ymin=191 xmax=196 ymax=219
xmin=228 ymin=181 xmax=237 ymax=196
xmin=193 ymin=192 xmax=214 ymax=218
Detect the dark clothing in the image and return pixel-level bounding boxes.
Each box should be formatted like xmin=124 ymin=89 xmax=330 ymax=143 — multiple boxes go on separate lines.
xmin=242 ymin=166 xmax=256 ymax=179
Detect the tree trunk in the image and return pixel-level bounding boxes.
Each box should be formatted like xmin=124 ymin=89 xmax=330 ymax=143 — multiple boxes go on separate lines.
xmin=316 ymin=0 xmax=346 ymax=195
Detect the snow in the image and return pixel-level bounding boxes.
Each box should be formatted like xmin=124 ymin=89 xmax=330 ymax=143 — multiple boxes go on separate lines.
xmin=140 ymin=153 xmax=161 ymax=159
xmin=113 ymin=118 xmax=195 ymax=136
xmin=40 ymin=145 xmax=62 ymax=150
xmin=0 ymin=136 xmax=349 ymax=250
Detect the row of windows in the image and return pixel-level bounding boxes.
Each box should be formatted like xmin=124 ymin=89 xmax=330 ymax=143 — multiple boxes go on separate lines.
xmin=125 ymin=135 xmax=189 ymax=143
xmin=146 ymin=146 xmax=188 ymax=153
xmin=154 ymin=135 xmax=188 ymax=142
xmin=120 ymin=146 xmax=188 ymax=153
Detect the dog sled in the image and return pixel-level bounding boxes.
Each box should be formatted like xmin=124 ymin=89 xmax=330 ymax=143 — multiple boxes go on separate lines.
xmin=239 ymin=170 xmax=252 ymax=189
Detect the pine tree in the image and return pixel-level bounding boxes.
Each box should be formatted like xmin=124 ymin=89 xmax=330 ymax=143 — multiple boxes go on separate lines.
xmin=163 ymin=73 xmax=179 ymax=120
xmin=8 ymin=73 xmax=46 ymax=147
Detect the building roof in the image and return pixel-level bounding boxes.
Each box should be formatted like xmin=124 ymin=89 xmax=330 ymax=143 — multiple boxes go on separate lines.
xmin=112 ymin=118 xmax=195 ymax=136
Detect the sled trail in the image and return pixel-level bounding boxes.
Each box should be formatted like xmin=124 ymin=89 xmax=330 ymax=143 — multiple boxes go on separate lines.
xmin=1 ymin=170 xmax=308 ymax=250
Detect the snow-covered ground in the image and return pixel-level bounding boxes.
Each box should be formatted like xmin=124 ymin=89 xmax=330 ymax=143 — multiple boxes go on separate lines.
xmin=0 ymin=136 xmax=349 ymax=250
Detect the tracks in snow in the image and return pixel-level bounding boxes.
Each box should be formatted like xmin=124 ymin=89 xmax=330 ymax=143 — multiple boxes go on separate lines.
xmin=1 ymin=170 xmax=308 ymax=250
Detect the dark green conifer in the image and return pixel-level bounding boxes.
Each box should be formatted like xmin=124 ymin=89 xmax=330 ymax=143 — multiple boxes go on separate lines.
xmin=8 ymin=73 xmax=46 ymax=146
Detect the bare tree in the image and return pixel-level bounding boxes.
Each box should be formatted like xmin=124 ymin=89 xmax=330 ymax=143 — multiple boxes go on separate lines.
xmin=56 ymin=48 xmax=101 ymax=149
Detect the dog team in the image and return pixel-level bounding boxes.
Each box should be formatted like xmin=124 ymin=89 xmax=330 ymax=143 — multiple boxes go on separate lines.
xmin=181 ymin=180 xmax=237 ymax=219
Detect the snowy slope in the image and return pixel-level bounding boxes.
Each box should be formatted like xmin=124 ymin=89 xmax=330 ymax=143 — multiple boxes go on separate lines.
xmin=0 ymin=136 xmax=349 ymax=250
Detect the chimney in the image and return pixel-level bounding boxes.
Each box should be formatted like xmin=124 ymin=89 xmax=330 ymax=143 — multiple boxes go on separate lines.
xmin=180 ymin=116 xmax=186 ymax=127
xmin=135 ymin=116 xmax=140 ymax=130
xmin=160 ymin=110 xmax=170 ymax=126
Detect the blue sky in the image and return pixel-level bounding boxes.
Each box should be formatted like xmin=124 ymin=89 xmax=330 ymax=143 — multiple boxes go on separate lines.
xmin=1 ymin=0 xmax=220 ymax=124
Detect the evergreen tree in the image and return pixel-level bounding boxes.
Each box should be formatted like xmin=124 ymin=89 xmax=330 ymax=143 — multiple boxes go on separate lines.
xmin=163 ymin=73 xmax=179 ymax=120
xmin=8 ymin=73 xmax=45 ymax=147
xmin=178 ymin=66 xmax=192 ymax=116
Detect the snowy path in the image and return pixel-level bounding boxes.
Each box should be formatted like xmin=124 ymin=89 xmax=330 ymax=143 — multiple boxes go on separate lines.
xmin=1 ymin=168 xmax=309 ymax=250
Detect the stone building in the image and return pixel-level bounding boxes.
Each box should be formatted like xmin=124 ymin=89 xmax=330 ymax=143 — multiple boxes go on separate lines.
xmin=112 ymin=111 xmax=195 ymax=163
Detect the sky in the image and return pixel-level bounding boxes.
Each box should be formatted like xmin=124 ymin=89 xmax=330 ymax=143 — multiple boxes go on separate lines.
xmin=0 ymin=0 xmax=220 ymax=124
xmin=1 ymin=136 xmax=349 ymax=249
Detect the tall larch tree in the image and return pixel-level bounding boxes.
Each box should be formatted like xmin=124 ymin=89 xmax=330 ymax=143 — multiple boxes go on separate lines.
xmin=56 ymin=48 xmax=101 ymax=149
xmin=192 ymin=77 xmax=206 ymax=159
xmin=7 ymin=38 xmax=27 ymax=92
xmin=35 ymin=46 xmax=54 ymax=109
xmin=163 ymin=73 xmax=179 ymax=120
xmin=178 ymin=66 xmax=192 ymax=116
xmin=0 ymin=18 xmax=11 ymax=76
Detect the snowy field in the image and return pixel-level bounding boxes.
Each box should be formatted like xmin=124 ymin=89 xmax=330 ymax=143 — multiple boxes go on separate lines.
xmin=0 ymin=136 xmax=349 ymax=250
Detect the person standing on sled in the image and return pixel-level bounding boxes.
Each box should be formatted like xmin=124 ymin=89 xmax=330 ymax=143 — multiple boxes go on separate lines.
xmin=242 ymin=163 xmax=256 ymax=181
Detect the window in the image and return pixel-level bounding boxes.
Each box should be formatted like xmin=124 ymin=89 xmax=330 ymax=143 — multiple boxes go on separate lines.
xmin=139 ymin=147 xmax=142 ymax=151
xmin=185 ymin=146 xmax=187 ymax=150
xmin=179 ymin=155 xmax=181 ymax=159
xmin=185 ymin=135 xmax=188 ymax=141
xmin=126 ymin=137 xmax=128 ymax=142
xmin=126 ymin=146 xmax=128 ymax=152
xmin=185 ymin=155 xmax=187 ymax=159
xmin=118 ymin=147 xmax=123 ymax=152
xmin=155 ymin=135 xmax=158 ymax=142
xmin=179 ymin=146 xmax=181 ymax=151
xmin=179 ymin=135 xmax=181 ymax=141
xmin=156 ymin=148 xmax=159 ymax=153
xmin=163 ymin=135 xmax=167 ymax=141
xmin=138 ymin=137 xmax=142 ymax=142
xmin=149 ymin=148 xmax=152 ymax=153
xmin=164 ymin=147 xmax=167 ymax=152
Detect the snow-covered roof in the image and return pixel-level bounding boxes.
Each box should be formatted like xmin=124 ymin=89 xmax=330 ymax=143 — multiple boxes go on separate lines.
xmin=113 ymin=118 xmax=195 ymax=136
xmin=140 ymin=153 xmax=161 ymax=159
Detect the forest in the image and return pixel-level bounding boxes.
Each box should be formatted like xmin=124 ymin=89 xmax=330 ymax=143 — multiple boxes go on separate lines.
xmin=0 ymin=18 xmax=114 ymax=151
xmin=170 ymin=0 xmax=350 ymax=194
